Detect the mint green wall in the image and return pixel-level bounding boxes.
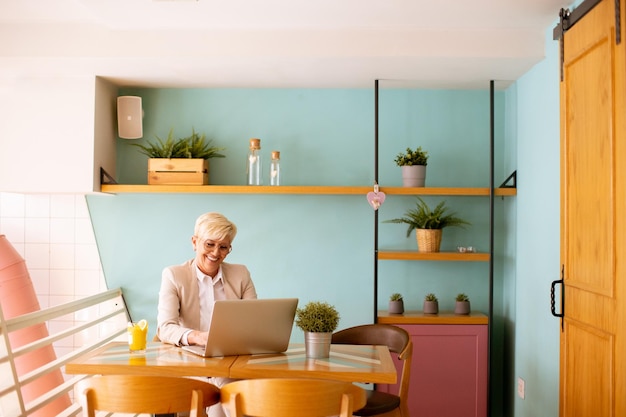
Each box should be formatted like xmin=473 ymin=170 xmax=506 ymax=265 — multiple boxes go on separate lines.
xmin=507 ymin=21 xmax=561 ymax=417
xmin=87 ymin=84 xmax=511 ymax=414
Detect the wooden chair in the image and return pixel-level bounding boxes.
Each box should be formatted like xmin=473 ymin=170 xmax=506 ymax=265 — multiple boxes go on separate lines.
xmin=220 ymin=378 xmax=367 ymax=417
xmin=332 ymin=324 xmax=412 ymax=417
xmin=75 ymin=375 xmax=220 ymax=417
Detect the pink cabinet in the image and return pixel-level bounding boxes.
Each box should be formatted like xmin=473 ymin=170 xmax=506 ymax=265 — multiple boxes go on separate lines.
xmin=377 ymin=313 xmax=488 ymax=417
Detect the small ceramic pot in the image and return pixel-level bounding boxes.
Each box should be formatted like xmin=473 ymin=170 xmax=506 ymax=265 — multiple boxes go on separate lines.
xmin=423 ymin=300 xmax=439 ymax=314
xmin=454 ymin=301 xmax=471 ymax=315
xmin=401 ymin=165 xmax=426 ymax=187
xmin=389 ymin=300 xmax=404 ymax=314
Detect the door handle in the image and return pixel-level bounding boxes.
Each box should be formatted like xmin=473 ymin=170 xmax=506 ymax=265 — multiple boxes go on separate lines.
xmin=550 ymin=265 xmax=565 ymax=331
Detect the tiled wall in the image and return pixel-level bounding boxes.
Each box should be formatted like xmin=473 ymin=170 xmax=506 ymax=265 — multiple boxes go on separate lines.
xmin=0 ymin=192 xmax=107 ymax=358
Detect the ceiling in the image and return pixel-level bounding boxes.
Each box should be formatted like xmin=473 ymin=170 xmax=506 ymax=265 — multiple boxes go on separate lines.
xmin=0 ymin=0 xmax=571 ymax=88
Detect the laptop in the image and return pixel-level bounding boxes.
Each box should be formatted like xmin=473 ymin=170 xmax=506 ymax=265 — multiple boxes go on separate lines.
xmin=182 ymin=298 xmax=298 ymax=358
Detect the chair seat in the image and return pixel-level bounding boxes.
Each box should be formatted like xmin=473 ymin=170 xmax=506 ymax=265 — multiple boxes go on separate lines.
xmin=353 ymin=390 xmax=401 ymax=416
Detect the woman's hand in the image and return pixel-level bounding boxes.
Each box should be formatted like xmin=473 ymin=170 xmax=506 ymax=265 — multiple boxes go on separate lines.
xmin=188 ymin=330 xmax=209 ymax=346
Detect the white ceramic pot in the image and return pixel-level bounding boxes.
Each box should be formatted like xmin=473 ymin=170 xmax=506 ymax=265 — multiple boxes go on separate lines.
xmin=401 ymin=165 xmax=426 ymax=187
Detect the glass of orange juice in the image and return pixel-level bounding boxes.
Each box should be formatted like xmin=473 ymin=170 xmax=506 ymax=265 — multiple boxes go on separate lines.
xmin=127 ymin=319 xmax=148 ymax=353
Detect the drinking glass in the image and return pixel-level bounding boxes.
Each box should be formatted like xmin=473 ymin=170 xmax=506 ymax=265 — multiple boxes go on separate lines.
xmin=127 ymin=320 xmax=148 ymax=353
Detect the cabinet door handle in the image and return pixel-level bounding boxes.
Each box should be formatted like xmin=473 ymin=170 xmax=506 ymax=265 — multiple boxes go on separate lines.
xmin=550 ymin=265 xmax=565 ymax=331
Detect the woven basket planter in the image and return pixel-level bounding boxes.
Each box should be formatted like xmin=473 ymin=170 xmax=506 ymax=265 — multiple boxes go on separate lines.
xmin=416 ymin=229 xmax=442 ymax=253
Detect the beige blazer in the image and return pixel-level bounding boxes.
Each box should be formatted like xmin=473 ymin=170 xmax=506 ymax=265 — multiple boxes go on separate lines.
xmin=156 ymin=259 xmax=257 ymax=345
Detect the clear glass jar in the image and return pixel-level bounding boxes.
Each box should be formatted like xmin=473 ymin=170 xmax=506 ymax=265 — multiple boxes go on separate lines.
xmin=246 ymin=138 xmax=262 ymax=185
xmin=270 ymin=151 xmax=281 ymax=186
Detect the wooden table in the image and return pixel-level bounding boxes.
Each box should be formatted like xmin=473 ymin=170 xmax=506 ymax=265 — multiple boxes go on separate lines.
xmin=65 ymin=342 xmax=236 ymax=377
xmin=65 ymin=342 xmax=397 ymax=384
xmin=230 ymin=343 xmax=397 ymax=384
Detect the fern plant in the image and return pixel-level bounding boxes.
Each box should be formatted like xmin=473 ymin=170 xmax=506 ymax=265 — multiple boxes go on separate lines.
xmin=384 ymin=197 xmax=470 ymax=237
xmin=131 ymin=128 xmax=226 ymax=159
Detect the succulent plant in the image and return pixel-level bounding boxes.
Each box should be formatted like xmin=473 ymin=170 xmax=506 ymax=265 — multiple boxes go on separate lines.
xmin=424 ymin=293 xmax=438 ymax=302
xmin=456 ymin=293 xmax=469 ymax=302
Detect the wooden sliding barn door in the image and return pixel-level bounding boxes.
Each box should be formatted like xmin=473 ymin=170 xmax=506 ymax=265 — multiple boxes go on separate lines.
xmin=559 ymin=0 xmax=626 ymax=416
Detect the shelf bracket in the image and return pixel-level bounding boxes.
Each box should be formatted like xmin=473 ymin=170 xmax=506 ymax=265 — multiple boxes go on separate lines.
xmin=499 ymin=170 xmax=517 ymax=189
xmin=100 ymin=167 xmax=118 ymax=185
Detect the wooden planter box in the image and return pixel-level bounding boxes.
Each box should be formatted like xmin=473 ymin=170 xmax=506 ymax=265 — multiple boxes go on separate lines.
xmin=148 ymin=158 xmax=209 ymax=185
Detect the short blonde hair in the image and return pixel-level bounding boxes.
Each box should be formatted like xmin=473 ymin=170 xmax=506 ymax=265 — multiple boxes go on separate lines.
xmin=194 ymin=212 xmax=237 ymax=242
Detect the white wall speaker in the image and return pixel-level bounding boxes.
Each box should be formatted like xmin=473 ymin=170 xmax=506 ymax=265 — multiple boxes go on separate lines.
xmin=117 ymin=96 xmax=143 ymax=139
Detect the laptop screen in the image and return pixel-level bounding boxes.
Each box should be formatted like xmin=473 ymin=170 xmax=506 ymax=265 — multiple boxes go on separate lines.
xmin=183 ymin=298 xmax=298 ymax=357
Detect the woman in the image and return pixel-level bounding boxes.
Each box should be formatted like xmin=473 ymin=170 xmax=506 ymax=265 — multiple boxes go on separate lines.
xmin=157 ymin=212 xmax=257 ymax=417
xmin=157 ymin=212 xmax=257 ymax=346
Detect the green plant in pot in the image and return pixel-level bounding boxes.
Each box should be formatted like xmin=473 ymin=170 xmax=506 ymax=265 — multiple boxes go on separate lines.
xmin=388 ymin=293 xmax=404 ymax=314
xmin=454 ymin=293 xmax=471 ymax=315
xmin=384 ymin=197 xmax=470 ymax=253
xmin=295 ymin=301 xmax=340 ymax=359
xmin=132 ymin=128 xmax=226 ymax=159
xmin=423 ymin=293 xmax=439 ymax=314
xmin=394 ymin=146 xmax=429 ymax=187
xmin=131 ymin=128 xmax=226 ymax=185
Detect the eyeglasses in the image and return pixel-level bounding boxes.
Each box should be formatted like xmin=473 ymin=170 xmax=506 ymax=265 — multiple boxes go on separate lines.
xmin=201 ymin=239 xmax=232 ymax=254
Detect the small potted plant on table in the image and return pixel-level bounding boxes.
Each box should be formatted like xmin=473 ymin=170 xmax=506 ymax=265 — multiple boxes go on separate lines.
xmin=389 ymin=293 xmax=405 ymax=314
xmin=423 ymin=293 xmax=439 ymax=314
xmin=295 ymin=301 xmax=340 ymax=358
xmin=394 ymin=146 xmax=429 ymax=187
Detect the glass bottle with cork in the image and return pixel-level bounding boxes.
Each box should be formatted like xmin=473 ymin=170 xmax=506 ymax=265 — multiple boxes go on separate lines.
xmin=246 ymin=138 xmax=262 ymax=185
xmin=270 ymin=150 xmax=281 ymax=186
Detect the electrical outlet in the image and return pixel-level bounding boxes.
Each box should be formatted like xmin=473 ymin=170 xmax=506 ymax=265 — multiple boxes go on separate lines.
xmin=517 ymin=377 xmax=525 ymax=399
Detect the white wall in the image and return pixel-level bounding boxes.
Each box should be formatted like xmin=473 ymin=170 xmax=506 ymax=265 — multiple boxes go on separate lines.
xmin=0 ymin=192 xmax=106 ymax=359
xmin=0 ymin=75 xmax=110 ymax=193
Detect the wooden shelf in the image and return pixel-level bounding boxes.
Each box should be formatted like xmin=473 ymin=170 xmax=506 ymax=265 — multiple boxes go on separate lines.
xmin=100 ymin=185 xmax=370 ymax=194
xmin=378 ymin=251 xmax=490 ymax=261
xmin=377 ymin=310 xmax=489 ymax=325
xmin=381 ymin=187 xmax=516 ymax=196
xmin=100 ymin=184 xmax=517 ymax=196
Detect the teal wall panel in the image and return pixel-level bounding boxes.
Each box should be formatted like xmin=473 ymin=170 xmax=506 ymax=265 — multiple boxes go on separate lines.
xmin=510 ymin=21 xmax=561 ymax=417
xmin=87 ymin=84 xmax=512 ymax=414
xmin=87 ymin=193 xmax=375 ymax=342
xmin=116 ymin=88 xmax=375 ymax=186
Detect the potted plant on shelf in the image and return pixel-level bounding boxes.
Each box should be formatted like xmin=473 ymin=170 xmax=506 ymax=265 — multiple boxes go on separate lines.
xmin=384 ymin=197 xmax=470 ymax=252
xmin=388 ymin=293 xmax=405 ymax=314
xmin=423 ymin=293 xmax=439 ymax=314
xmin=454 ymin=293 xmax=471 ymax=315
xmin=295 ymin=301 xmax=340 ymax=358
xmin=131 ymin=128 xmax=226 ymax=185
xmin=394 ymin=146 xmax=429 ymax=187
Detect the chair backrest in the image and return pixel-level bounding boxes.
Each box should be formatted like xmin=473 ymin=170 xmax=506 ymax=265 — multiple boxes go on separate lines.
xmin=220 ymin=378 xmax=366 ymax=417
xmin=75 ymin=375 xmax=220 ymax=417
xmin=332 ymin=324 xmax=412 ymax=411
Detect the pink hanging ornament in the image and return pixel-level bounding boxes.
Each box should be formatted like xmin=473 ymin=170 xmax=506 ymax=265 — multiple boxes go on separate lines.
xmin=366 ymin=183 xmax=386 ymax=210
